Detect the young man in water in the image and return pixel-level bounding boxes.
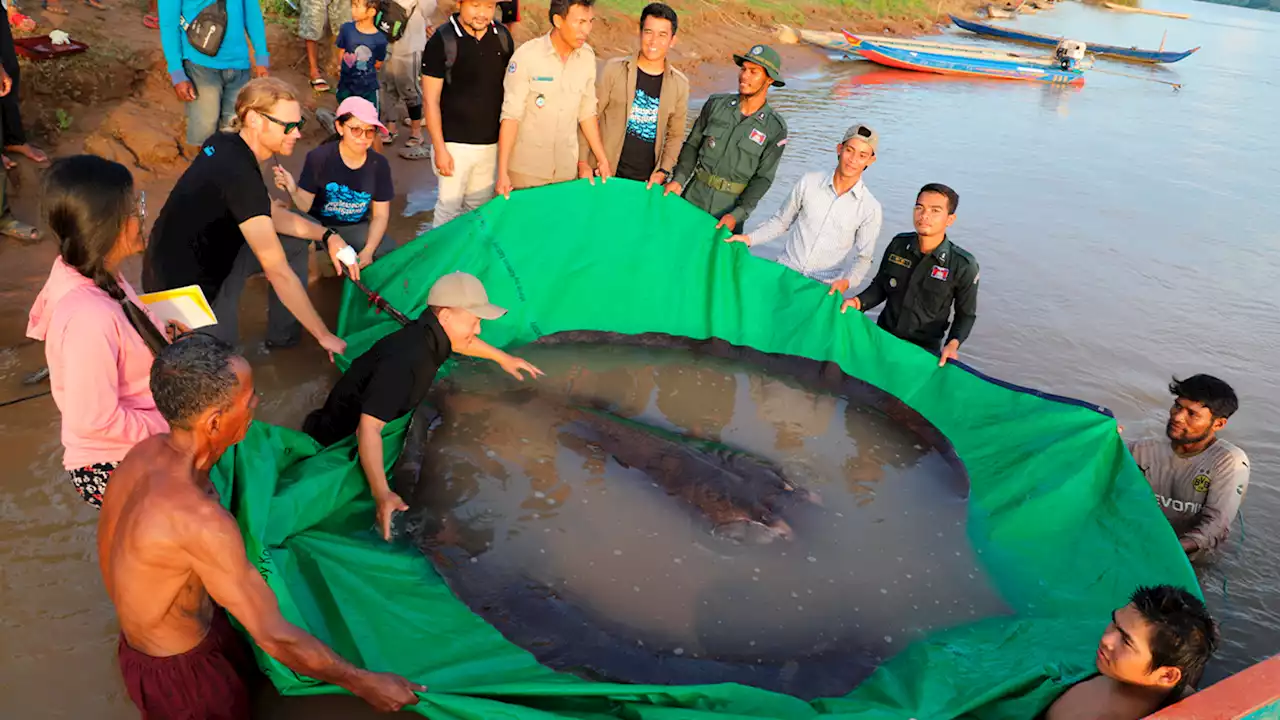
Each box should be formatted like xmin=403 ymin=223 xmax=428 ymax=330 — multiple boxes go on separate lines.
xmin=579 ymin=3 xmax=688 ymax=185
xmin=303 ymin=272 xmax=543 ymax=540
xmin=665 ymin=44 xmax=788 ymax=231
xmin=1127 ymin=375 xmax=1249 ymax=562
xmin=841 ymin=183 xmax=978 ymax=367
xmin=1044 ymin=584 xmax=1217 ymax=719
xmin=727 ymin=123 xmax=883 ymax=296
xmin=98 ymin=334 xmax=423 ymax=718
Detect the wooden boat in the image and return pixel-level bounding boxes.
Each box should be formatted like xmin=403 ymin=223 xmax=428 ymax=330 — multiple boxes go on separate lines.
xmin=841 ymin=31 xmax=1086 ymax=85
xmin=949 ymin=15 xmax=1200 ymax=63
xmin=1103 ymin=2 xmax=1190 ymax=19
xmin=792 ymin=27 xmax=857 ymax=53
xmin=1146 ymin=654 xmax=1280 ymax=719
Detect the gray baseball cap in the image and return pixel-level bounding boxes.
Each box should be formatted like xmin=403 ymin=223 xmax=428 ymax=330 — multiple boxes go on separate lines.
xmin=842 ymin=123 xmax=878 ymax=153
xmin=426 ymin=272 xmax=507 ymax=320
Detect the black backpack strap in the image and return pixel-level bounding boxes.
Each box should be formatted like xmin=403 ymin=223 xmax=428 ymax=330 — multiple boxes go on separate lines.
xmin=496 ymin=22 xmax=513 ymax=56
xmin=441 ymin=17 xmax=460 ymax=84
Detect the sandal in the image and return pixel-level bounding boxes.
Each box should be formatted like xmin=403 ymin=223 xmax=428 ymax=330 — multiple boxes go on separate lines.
xmin=380 ymin=130 xmax=398 ymax=144
xmin=41 ymin=0 xmax=68 ymax=14
xmin=0 ymin=216 xmax=40 ymax=242
xmin=399 ymin=143 xmax=431 ymax=160
xmin=142 ymin=13 xmax=158 ymax=28
xmin=403 ymin=135 xmax=425 ymax=148
xmin=84 ymin=0 xmax=106 ymax=10
xmin=309 ymin=77 xmax=330 ymax=93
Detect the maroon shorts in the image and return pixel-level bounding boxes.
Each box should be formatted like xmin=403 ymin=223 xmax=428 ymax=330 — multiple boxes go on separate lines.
xmin=118 ymin=609 xmax=259 ymax=719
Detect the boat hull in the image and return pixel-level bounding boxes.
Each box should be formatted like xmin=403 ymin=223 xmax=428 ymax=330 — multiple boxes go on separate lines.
xmin=949 ymin=15 xmax=1199 ymax=63
xmin=844 ymin=32 xmax=1085 ymax=85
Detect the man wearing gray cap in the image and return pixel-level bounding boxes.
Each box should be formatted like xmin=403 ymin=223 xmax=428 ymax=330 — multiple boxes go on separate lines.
xmin=303 ymin=271 xmax=542 ymax=539
xmin=726 ymin=123 xmax=882 ymax=297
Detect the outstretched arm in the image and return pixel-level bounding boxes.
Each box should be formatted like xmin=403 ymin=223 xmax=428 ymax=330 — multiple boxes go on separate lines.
xmin=454 ymin=336 xmax=543 ymax=380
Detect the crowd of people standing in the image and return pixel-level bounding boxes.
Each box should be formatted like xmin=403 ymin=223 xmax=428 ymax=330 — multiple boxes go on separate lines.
xmin=10 ymin=0 xmax=1253 ymax=718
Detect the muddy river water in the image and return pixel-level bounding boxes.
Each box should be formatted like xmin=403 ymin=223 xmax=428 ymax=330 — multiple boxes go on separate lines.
xmin=2 ymin=0 xmax=1278 ymax=715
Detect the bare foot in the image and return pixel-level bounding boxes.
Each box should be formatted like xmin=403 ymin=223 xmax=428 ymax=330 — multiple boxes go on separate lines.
xmin=1 ymin=155 xmax=15 ymax=171
xmin=41 ymin=1 xmax=68 ymax=14
xmin=5 ymin=144 xmax=49 ymax=165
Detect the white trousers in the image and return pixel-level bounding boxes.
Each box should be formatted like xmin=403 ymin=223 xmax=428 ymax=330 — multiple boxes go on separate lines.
xmin=433 ymin=142 xmax=498 ymax=227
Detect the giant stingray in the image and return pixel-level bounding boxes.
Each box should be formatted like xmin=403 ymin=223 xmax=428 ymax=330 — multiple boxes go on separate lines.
xmin=391 ymin=333 xmax=1003 ymax=700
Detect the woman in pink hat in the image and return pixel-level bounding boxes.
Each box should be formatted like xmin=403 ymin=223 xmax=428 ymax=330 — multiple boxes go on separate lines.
xmin=273 ymin=96 xmax=395 ymax=269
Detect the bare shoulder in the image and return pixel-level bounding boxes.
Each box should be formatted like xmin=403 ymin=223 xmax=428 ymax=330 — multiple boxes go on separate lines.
xmin=1046 ymin=676 xmax=1160 ymax=720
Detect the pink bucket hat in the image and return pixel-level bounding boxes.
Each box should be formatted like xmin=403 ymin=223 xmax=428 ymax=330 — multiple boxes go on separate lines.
xmin=334 ymin=96 xmax=387 ymax=133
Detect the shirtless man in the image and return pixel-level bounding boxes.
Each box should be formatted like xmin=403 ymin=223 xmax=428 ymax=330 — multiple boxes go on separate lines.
xmin=99 ymin=334 xmax=423 ymax=718
xmin=1044 ymin=584 xmax=1217 ymax=720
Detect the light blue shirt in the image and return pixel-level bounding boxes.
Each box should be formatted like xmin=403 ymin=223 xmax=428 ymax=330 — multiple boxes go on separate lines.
xmin=748 ymin=171 xmax=883 ymax=291
xmin=159 ymin=0 xmax=270 ymax=84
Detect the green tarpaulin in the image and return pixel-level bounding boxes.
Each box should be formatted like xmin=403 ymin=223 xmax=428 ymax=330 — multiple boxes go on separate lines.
xmin=212 ymin=179 xmax=1198 ymax=718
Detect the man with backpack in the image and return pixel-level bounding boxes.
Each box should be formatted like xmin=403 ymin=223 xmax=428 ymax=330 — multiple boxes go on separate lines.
xmin=377 ymin=0 xmax=436 ymax=156
xmin=158 ymin=0 xmax=271 ymax=147
xmin=421 ymin=0 xmax=514 ymax=226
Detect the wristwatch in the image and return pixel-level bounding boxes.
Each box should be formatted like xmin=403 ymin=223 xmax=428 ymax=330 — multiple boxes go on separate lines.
xmin=658 ymin=168 xmax=672 ymax=184
xmin=318 ymin=227 xmax=338 ymax=251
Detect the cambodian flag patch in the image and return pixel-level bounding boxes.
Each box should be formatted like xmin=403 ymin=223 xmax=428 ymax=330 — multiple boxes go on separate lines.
xmin=930 ymin=265 xmax=949 ymax=281
xmin=749 ymin=129 xmax=766 ymax=145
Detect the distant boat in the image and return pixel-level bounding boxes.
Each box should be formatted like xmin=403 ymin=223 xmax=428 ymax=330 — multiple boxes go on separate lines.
xmin=790 ymin=26 xmax=857 ymax=53
xmin=841 ymin=30 xmax=1086 ymax=85
xmin=949 ymin=15 xmax=1200 ymax=63
xmin=986 ymin=4 xmax=1018 ymax=19
xmin=1103 ymin=2 xmax=1190 ymax=19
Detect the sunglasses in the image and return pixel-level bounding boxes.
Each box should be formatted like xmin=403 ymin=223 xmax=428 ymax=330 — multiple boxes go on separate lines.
xmin=342 ymin=123 xmax=377 ymax=139
xmin=259 ymin=112 xmax=307 ymax=135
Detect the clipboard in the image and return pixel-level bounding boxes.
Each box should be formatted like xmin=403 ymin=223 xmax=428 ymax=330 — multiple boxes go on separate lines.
xmin=137 ymin=285 xmax=218 ymax=329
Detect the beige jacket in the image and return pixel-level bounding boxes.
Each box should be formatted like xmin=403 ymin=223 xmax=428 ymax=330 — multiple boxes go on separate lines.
xmin=580 ymin=55 xmax=689 ymax=175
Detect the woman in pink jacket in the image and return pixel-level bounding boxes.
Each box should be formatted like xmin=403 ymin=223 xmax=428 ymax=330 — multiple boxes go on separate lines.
xmin=27 ymin=155 xmax=171 ymax=508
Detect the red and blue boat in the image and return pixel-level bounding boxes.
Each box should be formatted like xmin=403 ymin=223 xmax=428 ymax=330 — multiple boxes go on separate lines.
xmin=950 ymin=14 xmax=1200 ymax=64
xmin=841 ymin=30 xmax=1087 ymax=86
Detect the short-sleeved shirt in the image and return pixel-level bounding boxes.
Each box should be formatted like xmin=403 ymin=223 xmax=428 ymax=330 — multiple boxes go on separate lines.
xmin=302 ymin=312 xmax=453 ymax=446
xmin=615 ymin=68 xmax=664 ymax=182
xmin=420 ymin=16 xmax=514 ymax=145
xmin=336 ymin=22 xmax=389 ymax=98
xmin=142 ymin=133 xmax=271 ymax=301
xmin=499 ymin=33 xmax=598 ymax=182
xmin=298 ymin=142 xmax=394 ymax=226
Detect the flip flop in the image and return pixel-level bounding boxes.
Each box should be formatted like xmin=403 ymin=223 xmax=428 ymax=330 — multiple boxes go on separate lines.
xmin=7 ymin=145 xmax=49 ymax=166
xmin=309 ymin=77 xmax=330 ymax=93
xmin=0 ymin=216 xmax=40 ymax=243
xmin=142 ymin=13 xmax=158 ymax=28
xmin=40 ymin=1 xmax=68 ymax=14
xmin=84 ymin=0 xmax=106 ymax=10
xmin=399 ymin=143 xmax=431 ymax=161
xmin=1 ymin=155 xmax=15 ymax=171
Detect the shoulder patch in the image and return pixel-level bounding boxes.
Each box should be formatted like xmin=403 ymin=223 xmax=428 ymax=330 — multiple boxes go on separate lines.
xmin=508 ymin=60 xmax=517 ymax=73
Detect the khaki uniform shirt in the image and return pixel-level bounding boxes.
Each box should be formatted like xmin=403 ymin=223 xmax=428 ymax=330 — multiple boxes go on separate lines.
xmin=500 ymin=33 xmax=598 ymax=182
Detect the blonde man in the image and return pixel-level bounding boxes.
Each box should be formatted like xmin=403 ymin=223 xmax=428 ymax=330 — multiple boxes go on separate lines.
xmin=143 ymin=79 xmax=356 ymax=355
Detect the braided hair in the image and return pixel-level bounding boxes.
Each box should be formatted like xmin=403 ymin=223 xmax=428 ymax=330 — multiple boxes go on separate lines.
xmin=42 ymin=155 xmax=169 ymax=355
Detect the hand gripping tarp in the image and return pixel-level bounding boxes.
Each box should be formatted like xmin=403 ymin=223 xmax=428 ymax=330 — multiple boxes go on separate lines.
xmin=211 ymin=179 xmax=1198 ymax=719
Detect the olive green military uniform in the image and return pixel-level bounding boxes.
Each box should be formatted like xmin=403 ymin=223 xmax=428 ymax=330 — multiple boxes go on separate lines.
xmin=670 ymin=45 xmax=788 ymax=226
xmin=855 ymin=232 xmax=980 ymax=353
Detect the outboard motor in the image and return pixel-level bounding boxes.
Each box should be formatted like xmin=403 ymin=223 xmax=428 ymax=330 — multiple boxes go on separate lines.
xmin=1055 ymin=39 xmax=1087 ymax=70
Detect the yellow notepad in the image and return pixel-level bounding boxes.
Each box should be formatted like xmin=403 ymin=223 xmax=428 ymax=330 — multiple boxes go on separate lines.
xmin=137 ymin=285 xmax=218 ymax=329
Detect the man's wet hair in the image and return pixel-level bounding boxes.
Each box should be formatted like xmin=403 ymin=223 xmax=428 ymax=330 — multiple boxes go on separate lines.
xmin=640 ymin=2 xmax=677 ymax=33
xmin=917 ymin=183 xmax=959 ymax=215
xmin=1130 ymin=584 xmax=1218 ymax=691
xmin=151 ymin=334 xmax=242 ymax=429
xmin=550 ymin=0 xmax=595 ymax=24
xmin=1170 ymin=374 xmax=1238 ymax=420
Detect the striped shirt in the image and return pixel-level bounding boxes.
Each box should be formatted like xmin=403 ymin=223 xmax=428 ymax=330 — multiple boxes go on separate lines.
xmin=748 ymin=171 xmax=883 ymax=290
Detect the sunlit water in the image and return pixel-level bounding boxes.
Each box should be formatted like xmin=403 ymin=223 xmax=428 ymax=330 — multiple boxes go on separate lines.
xmin=406 ymin=341 xmax=1006 ymax=697
xmin=0 ymin=0 xmax=1276 ymax=713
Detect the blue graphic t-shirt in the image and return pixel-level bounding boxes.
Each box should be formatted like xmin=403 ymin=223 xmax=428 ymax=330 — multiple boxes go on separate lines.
xmin=298 ymin=141 xmax=394 ymax=226
xmin=615 ymin=68 xmax=665 ymax=182
xmin=335 ymin=22 xmax=388 ymax=98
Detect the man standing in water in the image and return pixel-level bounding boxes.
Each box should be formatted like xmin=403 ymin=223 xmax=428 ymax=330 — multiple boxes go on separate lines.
xmin=495 ymin=0 xmax=612 ymax=195
xmin=1044 ymin=585 xmax=1217 ymax=719
xmin=143 ymin=78 xmax=358 ymax=353
xmin=841 ymin=183 xmax=978 ymax=367
xmin=726 ymin=123 xmax=882 ymax=296
xmin=1127 ymin=375 xmax=1249 ymax=562
xmin=303 ymin=272 xmax=543 ymax=540
xmin=99 ymin=334 xmax=423 ymax=718
xmin=580 ymin=3 xmax=688 ymax=185
xmin=664 ymin=45 xmax=788 ymax=231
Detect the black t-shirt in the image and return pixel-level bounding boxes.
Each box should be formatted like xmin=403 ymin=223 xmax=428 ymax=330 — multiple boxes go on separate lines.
xmin=298 ymin=142 xmax=394 ymax=226
xmin=142 ymin=133 xmax=272 ymax=301
xmin=420 ymin=17 xmax=513 ymax=145
xmin=616 ymin=69 xmax=665 ymax=182
xmin=302 ymin=312 xmax=453 ymax=447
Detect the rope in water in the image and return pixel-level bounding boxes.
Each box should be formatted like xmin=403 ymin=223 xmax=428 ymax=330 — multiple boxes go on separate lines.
xmin=1090 ymin=66 xmax=1183 ymax=90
